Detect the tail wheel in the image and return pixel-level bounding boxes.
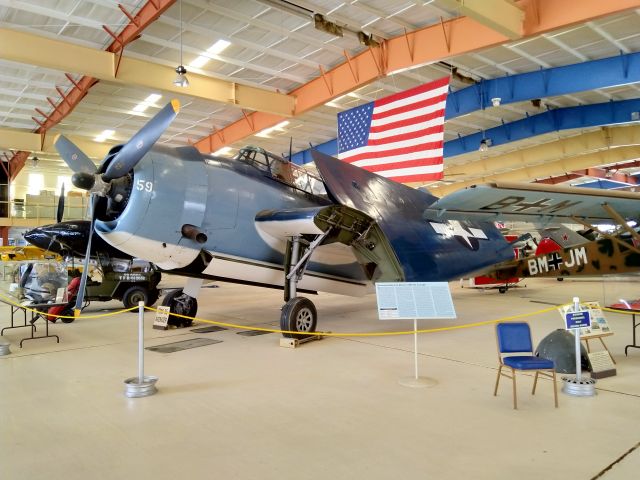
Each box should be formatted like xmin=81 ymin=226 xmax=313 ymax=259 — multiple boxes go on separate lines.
xmin=161 ymin=289 xmax=197 ymax=327
xmin=280 ymin=297 xmax=317 ymax=339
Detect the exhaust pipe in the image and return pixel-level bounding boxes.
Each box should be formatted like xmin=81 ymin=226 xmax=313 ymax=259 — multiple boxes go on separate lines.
xmin=181 ymin=224 xmax=208 ymax=244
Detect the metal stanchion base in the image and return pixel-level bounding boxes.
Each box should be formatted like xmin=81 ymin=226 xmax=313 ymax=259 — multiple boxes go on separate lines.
xmin=398 ymin=376 xmax=438 ymax=388
xmin=124 ymin=376 xmax=158 ymax=398
xmin=561 ymin=376 xmax=596 ymax=396
xmin=0 ymin=339 xmax=11 ymax=356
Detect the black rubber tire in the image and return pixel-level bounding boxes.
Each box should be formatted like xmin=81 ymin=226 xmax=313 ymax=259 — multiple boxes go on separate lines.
xmin=280 ymin=297 xmax=317 ymax=339
xmin=122 ymin=286 xmax=150 ymax=309
xmin=498 ymin=286 xmax=507 ymax=294
xmin=161 ymin=289 xmax=197 ymax=327
xmin=146 ymin=287 xmax=160 ymax=307
xmin=557 ymin=277 xmax=564 ymax=282
xmin=60 ymin=307 xmax=75 ymax=323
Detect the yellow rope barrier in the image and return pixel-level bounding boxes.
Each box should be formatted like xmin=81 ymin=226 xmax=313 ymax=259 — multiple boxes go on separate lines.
xmin=2 ymin=289 xmax=633 ymax=337
xmin=143 ymin=304 xmax=564 ymax=337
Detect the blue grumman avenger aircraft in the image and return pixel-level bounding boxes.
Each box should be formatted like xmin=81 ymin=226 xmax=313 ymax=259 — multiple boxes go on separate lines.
xmin=27 ymin=100 xmax=640 ymax=335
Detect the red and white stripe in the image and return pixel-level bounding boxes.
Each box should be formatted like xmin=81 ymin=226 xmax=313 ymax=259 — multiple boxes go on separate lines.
xmin=339 ymin=76 xmax=449 ymax=183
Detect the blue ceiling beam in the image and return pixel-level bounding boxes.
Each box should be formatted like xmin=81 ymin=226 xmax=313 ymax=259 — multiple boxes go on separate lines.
xmin=574 ymin=179 xmax=633 ymax=190
xmin=445 ymin=98 xmax=640 ymax=157
xmin=445 ymin=51 xmax=640 ymax=118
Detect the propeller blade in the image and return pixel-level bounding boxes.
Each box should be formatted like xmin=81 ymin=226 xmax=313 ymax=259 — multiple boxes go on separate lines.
xmin=103 ymin=99 xmax=180 ymax=181
xmin=53 ymin=135 xmax=96 ymax=173
xmin=56 ymin=183 xmax=65 ymax=223
xmin=74 ymin=195 xmax=98 ymax=316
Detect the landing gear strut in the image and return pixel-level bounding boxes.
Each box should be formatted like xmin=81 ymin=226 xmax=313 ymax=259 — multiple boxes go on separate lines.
xmin=279 ymin=233 xmax=329 ymax=338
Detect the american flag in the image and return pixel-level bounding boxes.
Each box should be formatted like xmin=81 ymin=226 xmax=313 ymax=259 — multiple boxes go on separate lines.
xmin=337 ymin=76 xmax=450 ymax=183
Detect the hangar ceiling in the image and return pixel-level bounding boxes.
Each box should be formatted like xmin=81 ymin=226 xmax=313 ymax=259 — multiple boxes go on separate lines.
xmin=1 ymin=0 xmax=640 ymax=195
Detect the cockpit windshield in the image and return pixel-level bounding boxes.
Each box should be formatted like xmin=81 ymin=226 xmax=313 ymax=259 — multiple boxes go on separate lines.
xmin=234 ymin=146 xmax=327 ymax=197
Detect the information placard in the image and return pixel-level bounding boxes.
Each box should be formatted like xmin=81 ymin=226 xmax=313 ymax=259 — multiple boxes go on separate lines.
xmin=588 ymin=350 xmax=616 ymax=378
xmin=558 ymin=301 xmax=613 ymax=337
xmin=375 ymin=282 xmax=456 ymax=320
xmin=153 ymin=306 xmax=171 ymax=330
xmin=565 ymin=310 xmax=591 ymax=329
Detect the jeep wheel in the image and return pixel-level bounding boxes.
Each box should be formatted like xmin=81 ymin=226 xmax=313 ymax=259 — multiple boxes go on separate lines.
xmin=122 ymin=286 xmax=150 ymax=309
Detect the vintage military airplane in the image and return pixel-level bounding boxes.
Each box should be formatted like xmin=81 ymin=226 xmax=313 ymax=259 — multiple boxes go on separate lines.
xmin=25 ymin=220 xmax=133 ymax=260
xmin=38 ymin=99 xmax=640 ymax=336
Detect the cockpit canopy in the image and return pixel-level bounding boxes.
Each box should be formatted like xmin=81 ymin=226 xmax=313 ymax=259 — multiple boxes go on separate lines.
xmin=234 ymin=146 xmax=327 ymax=197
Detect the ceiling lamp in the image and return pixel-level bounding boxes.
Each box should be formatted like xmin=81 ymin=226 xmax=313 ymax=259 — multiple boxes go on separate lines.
xmin=479 ymin=138 xmax=491 ymax=152
xmin=173 ymin=0 xmax=189 ymax=88
xmin=174 ymin=65 xmax=189 ymax=88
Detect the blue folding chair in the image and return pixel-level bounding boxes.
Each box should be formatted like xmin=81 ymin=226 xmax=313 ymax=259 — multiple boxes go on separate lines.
xmin=494 ymin=322 xmax=558 ymax=409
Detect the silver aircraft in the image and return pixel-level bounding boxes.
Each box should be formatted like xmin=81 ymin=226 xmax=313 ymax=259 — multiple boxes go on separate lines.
xmin=31 ymin=100 xmax=640 ymax=335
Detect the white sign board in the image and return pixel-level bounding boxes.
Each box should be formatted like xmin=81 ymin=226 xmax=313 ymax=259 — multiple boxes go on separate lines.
xmin=153 ymin=306 xmax=171 ymax=330
xmin=375 ymin=282 xmax=456 ymax=320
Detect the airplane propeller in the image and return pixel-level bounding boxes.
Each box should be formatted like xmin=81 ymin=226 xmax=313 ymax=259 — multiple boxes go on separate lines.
xmin=54 ymin=136 xmax=96 ymax=173
xmin=55 ymin=99 xmax=180 ymax=193
xmin=56 ymin=183 xmax=65 ymax=224
xmin=53 ymin=99 xmax=181 ymax=316
xmin=73 ymin=195 xmax=97 ymax=316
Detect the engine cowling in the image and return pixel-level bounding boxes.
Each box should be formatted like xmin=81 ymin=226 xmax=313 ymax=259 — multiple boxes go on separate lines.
xmin=95 ymin=146 xmax=208 ymax=270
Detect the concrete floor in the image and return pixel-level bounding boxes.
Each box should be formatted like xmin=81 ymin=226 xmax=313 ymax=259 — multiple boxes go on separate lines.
xmin=1 ymin=277 xmax=639 ymax=480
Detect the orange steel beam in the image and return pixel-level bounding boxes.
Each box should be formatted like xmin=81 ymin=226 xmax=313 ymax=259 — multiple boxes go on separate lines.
xmin=535 ymin=173 xmax=583 ymax=185
xmin=33 ymin=0 xmax=175 ymax=135
xmin=194 ymin=0 xmax=640 ymax=154
xmin=536 ymin=160 xmax=640 ymax=184
xmin=5 ymin=150 xmax=29 ymax=181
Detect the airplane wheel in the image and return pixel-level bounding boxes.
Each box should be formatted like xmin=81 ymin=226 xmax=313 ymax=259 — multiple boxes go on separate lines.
xmin=498 ymin=286 xmax=507 ymax=294
xmin=162 ymin=289 xmax=197 ymax=328
xmin=280 ymin=297 xmax=317 ymax=338
xmin=557 ymin=277 xmax=564 ymax=282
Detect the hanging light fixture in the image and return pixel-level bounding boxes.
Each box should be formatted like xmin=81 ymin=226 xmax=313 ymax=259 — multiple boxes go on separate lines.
xmin=173 ymin=0 xmax=189 ymax=88
xmin=478 ymin=138 xmax=491 ymax=152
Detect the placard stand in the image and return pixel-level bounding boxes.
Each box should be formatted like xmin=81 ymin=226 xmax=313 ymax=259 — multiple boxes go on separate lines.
xmin=124 ymin=301 xmax=158 ymax=398
xmin=375 ymin=282 xmax=456 ymax=389
xmin=562 ymin=297 xmax=596 ymax=396
xmin=398 ymin=318 xmax=438 ymax=388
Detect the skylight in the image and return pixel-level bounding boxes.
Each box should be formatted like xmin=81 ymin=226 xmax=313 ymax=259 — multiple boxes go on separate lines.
xmin=132 ymin=93 xmax=162 ymax=113
xmin=188 ymin=39 xmax=231 ymax=69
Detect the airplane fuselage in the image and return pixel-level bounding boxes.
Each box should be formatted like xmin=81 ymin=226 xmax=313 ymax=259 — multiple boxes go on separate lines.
xmin=90 ymin=146 xmax=515 ymax=296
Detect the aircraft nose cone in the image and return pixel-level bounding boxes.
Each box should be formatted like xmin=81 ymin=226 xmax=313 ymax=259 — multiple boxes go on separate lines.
xmin=23 ymin=227 xmax=52 ymax=251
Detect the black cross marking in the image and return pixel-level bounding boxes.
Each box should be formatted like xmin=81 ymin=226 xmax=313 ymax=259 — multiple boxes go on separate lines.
xmin=547 ymin=252 xmax=563 ymax=270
